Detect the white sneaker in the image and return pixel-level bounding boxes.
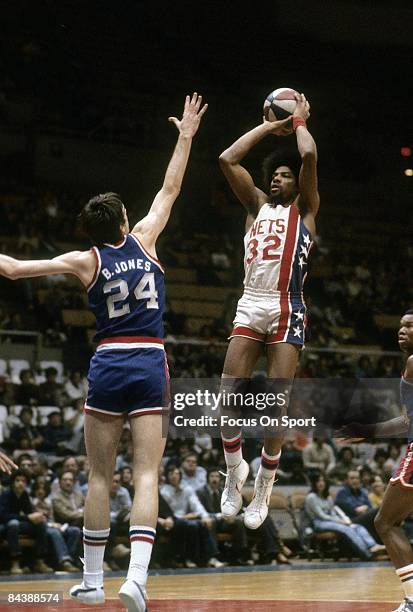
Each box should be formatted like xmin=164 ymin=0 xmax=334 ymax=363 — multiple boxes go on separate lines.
xmin=220 ymin=459 xmax=249 ymax=517
xmin=243 ymin=472 xmax=275 ymax=529
xmin=393 ymin=599 xmax=413 ymax=612
xmin=69 ymin=582 xmax=105 ymax=605
xmin=118 ymin=579 xmax=147 ymax=612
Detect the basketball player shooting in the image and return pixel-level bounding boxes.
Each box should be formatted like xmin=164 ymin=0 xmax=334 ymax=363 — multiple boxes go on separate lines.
xmin=338 ymin=310 xmax=413 ymax=612
xmin=218 ymin=93 xmax=319 ymax=529
xmin=0 ymin=93 xmax=207 ymax=611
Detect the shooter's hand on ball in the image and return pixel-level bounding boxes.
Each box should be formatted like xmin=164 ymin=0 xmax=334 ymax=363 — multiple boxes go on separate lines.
xmin=168 ymin=92 xmax=208 ymax=138
xmin=293 ymin=93 xmax=310 ymax=121
xmin=263 ymin=116 xmax=293 ymax=136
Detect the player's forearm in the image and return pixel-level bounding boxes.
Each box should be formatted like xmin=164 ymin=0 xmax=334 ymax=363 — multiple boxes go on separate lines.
xmin=362 ymin=415 xmax=409 ymax=438
xmin=219 ymin=123 xmax=272 ymax=165
xmin=162 ymin=134 xmax=193 ymax=195
xmin=296 ymin=126 xmax=317 ymax=160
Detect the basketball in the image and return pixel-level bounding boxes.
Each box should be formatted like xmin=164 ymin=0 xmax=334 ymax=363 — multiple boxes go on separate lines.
xmin=263 ymin=87 xmax=298 ymax=121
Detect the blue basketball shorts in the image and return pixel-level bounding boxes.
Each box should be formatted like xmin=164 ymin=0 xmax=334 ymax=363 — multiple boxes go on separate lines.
xmin=85 ymin=343 xmax=170 ymax=418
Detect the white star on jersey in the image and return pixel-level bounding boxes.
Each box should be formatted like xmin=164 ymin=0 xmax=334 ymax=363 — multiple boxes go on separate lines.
xmin=298 ymin=256 xmax=305 ymax=269
xmin=300 ymin=244 xmax=309 ymax=258
xmin=293 ymin=326 xmax=302 ymax=337
xmin=294 ymin=311 xmax=304 ymax=321
xmin=303 ymin=234 xmax=311 ymax=246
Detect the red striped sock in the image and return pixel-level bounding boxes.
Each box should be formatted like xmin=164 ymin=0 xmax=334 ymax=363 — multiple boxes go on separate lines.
xmin=259 ymin=448 xmax=281 ymax=478
xmin=127 ymin=525 xmax=156 ymax=585
xmin=222 ymin=434 xmax=242 ymax=467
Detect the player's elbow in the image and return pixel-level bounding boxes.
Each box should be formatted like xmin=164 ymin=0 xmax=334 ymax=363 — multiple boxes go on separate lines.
xmin=300 ymin=149 xmax=317 ymax=163
xmin=219 ymin=151 xmax=232 ymax=167
xmin=4 ymin=262 xmax=20 ymax=280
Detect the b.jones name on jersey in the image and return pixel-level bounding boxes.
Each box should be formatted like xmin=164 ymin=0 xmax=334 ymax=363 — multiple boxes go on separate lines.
xmin=101 ymin=258 xmax=152 ymax=280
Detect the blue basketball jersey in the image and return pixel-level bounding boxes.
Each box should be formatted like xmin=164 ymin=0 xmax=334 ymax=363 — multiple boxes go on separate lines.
xmin=87 ymin=234 xmax=165 ymax=342
xmin=401 ymin=377 xmax=413 ymax=443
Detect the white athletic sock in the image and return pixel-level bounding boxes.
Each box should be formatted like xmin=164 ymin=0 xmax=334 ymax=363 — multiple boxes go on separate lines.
xmin=396 ymin=563 xmax=413 ymax=601
xmin=83 ymin=527 xmax=110 ymax=588
xmin=127 ymin=525 xmax=156 ymax=586
xmin=222 ymin=433 xmax=243 ymax=467
xmin=258 ymin=448 xmax=281 ymax=479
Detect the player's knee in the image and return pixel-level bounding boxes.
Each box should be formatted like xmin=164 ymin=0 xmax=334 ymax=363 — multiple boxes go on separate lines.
xmin=374 ymin=510 xmax=392 ymax=536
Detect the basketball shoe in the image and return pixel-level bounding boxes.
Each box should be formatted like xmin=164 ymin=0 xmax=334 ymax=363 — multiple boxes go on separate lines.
xmin=69 ymin=582 xmax=105 ymax=605
xmin=118 ymin=579 xmax=147 ymax=612
xmin=220 ymin=459 xmax=249 ymax=517
xmin=243 ymin=472 xmax=275 ymax=529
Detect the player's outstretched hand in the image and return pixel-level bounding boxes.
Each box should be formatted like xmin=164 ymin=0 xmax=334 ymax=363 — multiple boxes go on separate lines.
xmin=334 ymin=423 xmax=366 ymax=444
xmin=0 ymin=451 xmax=18 ymax=475
xmin=168 ymin=93 xmax=208 ymax=138
xmin=293 ymin=93 xmax=310 ymax=121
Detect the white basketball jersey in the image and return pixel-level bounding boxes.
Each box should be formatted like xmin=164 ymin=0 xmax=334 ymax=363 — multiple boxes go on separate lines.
xmin=243 ymin=202 xmax=312 ymax=295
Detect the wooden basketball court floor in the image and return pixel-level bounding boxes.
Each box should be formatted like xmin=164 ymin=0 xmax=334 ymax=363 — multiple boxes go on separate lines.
xmin=0 ymin=563 xmax=402 ymax=611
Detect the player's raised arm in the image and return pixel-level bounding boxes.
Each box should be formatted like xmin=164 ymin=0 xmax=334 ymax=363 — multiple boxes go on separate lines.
xmin=132 ymin=93 xmax=207 ymax=248
xmin=294 ymin=93 xmax=320 ymax=234
xmin=219 ymin=117 xmax=292 ymax=216
xmin=0 ymin=250 xmax=96 ymax=287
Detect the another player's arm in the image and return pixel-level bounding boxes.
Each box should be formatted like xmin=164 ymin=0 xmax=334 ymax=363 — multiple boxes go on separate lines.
xmin=132 ymin=93 xmax=207 ymax=251
xmin=294 ymin=94 xmax=320 ymax=236
xmin=337 ymin=357 xmax=413 ymax=440
xmin=0 ymin=451 xmax=17 ymax=475
xmin=219 ymin=117 xmax=292 ymax=217
xmin=0 ymin=250 xmax=96 ymax=287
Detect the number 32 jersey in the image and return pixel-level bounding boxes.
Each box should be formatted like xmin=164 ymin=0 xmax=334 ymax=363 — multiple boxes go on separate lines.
xmin=244 ymin=202 xmax=312 ymax=295
xmin=87 ymin=234 xmax=165 ymax=342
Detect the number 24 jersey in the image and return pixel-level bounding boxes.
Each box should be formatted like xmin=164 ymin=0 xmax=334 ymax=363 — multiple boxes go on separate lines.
xmin=87 ymin=233 xmax=165 ymax=342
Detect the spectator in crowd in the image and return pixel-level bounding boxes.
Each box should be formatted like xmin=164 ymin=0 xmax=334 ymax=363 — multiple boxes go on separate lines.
xmin=0 ymin=374 xmax=15 ymax=406
xmin=0 ymin=470 xmax=53 ymax=574
xmin=9 ymin=406 xmax=43 ymax=451
xmin=304 ymin=474 xmax=385 ymax=561
xmin=16 ymin=454 xmax=36 ymax=480
xmin=328 ymin=447 xmax=359 ymax=484
xmin=383 ymin=442 xmax=404 ymax=479
xmin=302 ymin=436 xmax=336 ymax=478
xmin=119 ymin=466 xmax=134 ymax=499
xmin=14 ymin=370 xmax=39 ymax=406
xmin=109 ymin=471 xmax=132 ymax=536
xmin=277 ymin=439 xmax=308 ymax=485
xmin=31 ymin=479 xmax=79 ymax=571
xmin=180 ymin=453 xmax=207 ymax=491
xmin=155 ymin=488 xmax=203 ymax=568
xmin=115 ymin=427 xmax=133 ymax=470
xmin=160 ymin=466 xmax=223 ymax=568
xmin=367 ymin=448 xmax=389 ymax=481
xmin=335 ymin=469 xmax=380 ymax=541
xmin=52 ymin=471 xmax=84 ymax=527
xmin=359 ymin=464 xmax=374 ymax=490
xmin=368 ymin=475 xmax=386 ymax=509
xmin=63 ymin=371 xmax=87 ymax=407
xmin=38 ymin=367 xmax=64 ymax=407
xmin=51 ymin=456 xmax=85 ymax=494
xmin=41 ymin=411 xmax=72 ymax=455
xmin=31 ymin=454 xmax=54 ymax=484
xmin=196 ymin=468 xmax=251 ymax=564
